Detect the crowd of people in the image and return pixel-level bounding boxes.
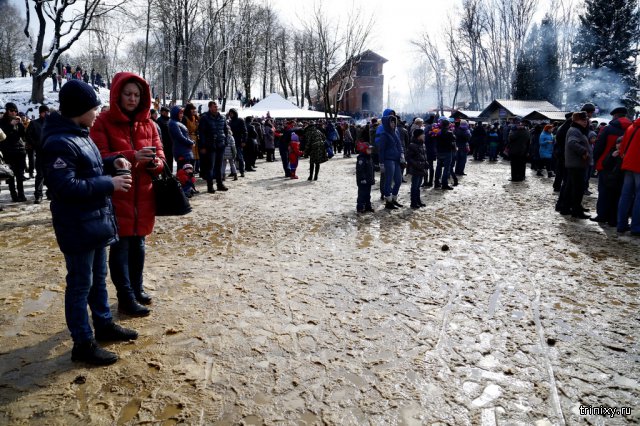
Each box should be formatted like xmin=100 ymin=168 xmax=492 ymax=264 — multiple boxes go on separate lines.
xmin=1 ymin=67 xmax=639 ymax=366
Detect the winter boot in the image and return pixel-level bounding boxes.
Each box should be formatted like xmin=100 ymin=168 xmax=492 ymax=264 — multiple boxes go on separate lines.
xmin=385 ymin=196 xmax=398 ymax=210
xmin=392 ymin=196 xmax=403 ymax=208
xmin=207 ymin=181 xmax=215 ymax=193
xmin=217 ymin=183 xmax=229 ymax=191
xmin=232 ymin=173 xmax=238 ymax=181
xmin=95 ymin=322 xmax=139 ymax=341
xmin=134 ymin=286 xmax=152 ymax=304
xmin=118 ymin=299 xmax=151 ymax=317
xmin=71 ymin=340 xmax=118 ymax=365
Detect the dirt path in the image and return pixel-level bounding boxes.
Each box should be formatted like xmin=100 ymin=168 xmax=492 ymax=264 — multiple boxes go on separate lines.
xmin=0 ymin=156 xmax=638 ymax=425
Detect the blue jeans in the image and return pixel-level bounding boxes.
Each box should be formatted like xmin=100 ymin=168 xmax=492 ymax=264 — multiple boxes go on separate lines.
xmin=64 ymin=247 xmax=113 ymax=343
xmin=455 ymin=147 xmax=467 ymax=175
xmin=617 ymin=171 xmax=640 ymax=232
xmin=235 ymin=144 xmax=245 ymax=173
xmin=109 ymin=236 xmax=146 ymax=302
xmin=383 ymin=159 xmax=402 ymax=198
xmin=357 ymin=184 xmax=372 ymax=211
xmin=436 ymin=153 xmax=452 ymax=186
xmin=411 ymin=174 xmax=423 ymax=205
xmin=488 ymin=144 xmax=498 ymax=160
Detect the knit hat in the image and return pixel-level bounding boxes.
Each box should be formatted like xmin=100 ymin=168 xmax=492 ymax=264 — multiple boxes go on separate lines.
xmin=413 ymin=128 xmax=425 ymax=139
xmin=59 ymin=80 xmax=101 ymax=118
xmin=183 ymin=163 xmax=193 ymax=170
xmin=39 ymin=105 xmax=50 ymax=114
xmin=4 ymin=102 xmax=18 ymax=112
xmin=291 ymin=133 xmax=299 ymax=142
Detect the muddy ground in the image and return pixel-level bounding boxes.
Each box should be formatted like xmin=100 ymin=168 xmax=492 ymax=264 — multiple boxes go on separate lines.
xmin=0 ymin=155 xmax=638 ymax=425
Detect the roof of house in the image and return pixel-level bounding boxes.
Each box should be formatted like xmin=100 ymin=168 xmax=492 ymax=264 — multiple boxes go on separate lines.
xmin=523 ymin=110 xmax=572 ymax=122
xmin=479 ymin=99 xmax=560 ymax=118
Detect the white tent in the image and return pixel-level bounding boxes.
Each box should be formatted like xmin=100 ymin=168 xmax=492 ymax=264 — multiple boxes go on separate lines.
xmin=239 ymin=93 xmax=349 ymax=119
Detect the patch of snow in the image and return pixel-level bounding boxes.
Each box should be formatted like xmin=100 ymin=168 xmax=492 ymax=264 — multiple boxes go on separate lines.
xmin=0 ymin=77 xmax=111 ymax=118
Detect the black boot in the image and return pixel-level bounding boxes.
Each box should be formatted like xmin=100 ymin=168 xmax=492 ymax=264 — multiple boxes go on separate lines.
xmin=392 ymin=199 xmax=403 ymax=208
xmin=118 ymin=299 xmax=151 ymax=317
xmin=71 ymin=340 xmax=118 ymax=365
xmin=95 ymin=322 xmax=138 ymax=341
xmin=217 ymin=183 xmax=229 ymax=191
xmin=135 ymin=290 xmax=152 ymax=305
xmin=233 ymin=173 xmax=238 ymax=181
xmin=207 ymin=181 xmax=215 ymax=193
xmin=385 ymin=201 xmax=398 ymax=210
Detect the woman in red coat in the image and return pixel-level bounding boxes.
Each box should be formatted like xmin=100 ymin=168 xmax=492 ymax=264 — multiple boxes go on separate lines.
xmin=91 ymin=72 xmax=165 ymax=316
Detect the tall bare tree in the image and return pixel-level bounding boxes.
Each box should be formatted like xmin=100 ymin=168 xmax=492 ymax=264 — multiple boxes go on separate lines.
xmin=304 ymin=4 xmax=373 ymax=117
xmin=0 ymin=5 xmax=29 ymax=79
xmin=23 ymin=0 xmax=125 ymax=103
xmin=411 ymin=32 xmax=447 ymax=116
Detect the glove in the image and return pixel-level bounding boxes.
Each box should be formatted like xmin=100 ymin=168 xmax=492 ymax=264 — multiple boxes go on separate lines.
xmin=379 ymin=164 xmax=385 ymax=174
xmin=400 ymin=155 xmax=406 ymax=165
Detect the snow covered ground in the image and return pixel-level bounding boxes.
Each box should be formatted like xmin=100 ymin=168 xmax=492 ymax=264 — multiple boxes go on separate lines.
xmin=0 ymin=77 xmax=111 ymax=116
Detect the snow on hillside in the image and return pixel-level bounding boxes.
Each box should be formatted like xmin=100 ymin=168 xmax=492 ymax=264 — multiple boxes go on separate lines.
xmin=0 ymin=77 xmax=111 ymax=118
xmin=0 ymin=76 xmax=257 ymax=118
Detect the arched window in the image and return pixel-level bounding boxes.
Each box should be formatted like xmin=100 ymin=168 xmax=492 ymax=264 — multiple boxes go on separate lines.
xmin=361 ymin=92 xmax=370 ymax=111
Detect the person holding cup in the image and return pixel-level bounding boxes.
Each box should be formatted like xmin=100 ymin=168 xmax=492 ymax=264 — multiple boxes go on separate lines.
xmin=42 ymin=79 xmax=138 ymax=365
xmin=91 ymin=72 xmax=165 ymax=316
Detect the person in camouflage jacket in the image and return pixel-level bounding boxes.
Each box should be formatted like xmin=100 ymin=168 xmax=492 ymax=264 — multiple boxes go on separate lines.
xmin=304 ymin=122 xmax=328 ymax=181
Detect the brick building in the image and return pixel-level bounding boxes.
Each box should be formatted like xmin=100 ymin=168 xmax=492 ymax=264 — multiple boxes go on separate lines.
xmin=327 ymin=50 xmax=387 ymax=117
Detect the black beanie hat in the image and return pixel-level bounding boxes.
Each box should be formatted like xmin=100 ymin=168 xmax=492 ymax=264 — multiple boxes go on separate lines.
xmin=413 ymin=128 xmax=425 ymax=139
xmin=59 ymin=80 xmax=101 ymax=118
xmin=5 ymin=102 xmax=18 ymax=112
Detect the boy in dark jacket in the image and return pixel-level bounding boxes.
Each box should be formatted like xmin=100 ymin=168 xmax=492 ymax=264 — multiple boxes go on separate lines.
xmin=356 ymin=141 xmax=375 ymax=213
xmin=42 ymin=80 xmax=138 ymax=366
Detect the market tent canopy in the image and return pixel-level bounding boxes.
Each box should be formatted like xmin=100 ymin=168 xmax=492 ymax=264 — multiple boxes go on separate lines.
xmin=238 ymin=93 xmax=350 ymax=119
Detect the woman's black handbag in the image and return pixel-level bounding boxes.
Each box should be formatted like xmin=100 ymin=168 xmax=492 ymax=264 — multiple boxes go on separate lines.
xmin=152 ymin=160 xmax=192 ymax=216
xmin=0 ymin=153 xmax=14 ymax=179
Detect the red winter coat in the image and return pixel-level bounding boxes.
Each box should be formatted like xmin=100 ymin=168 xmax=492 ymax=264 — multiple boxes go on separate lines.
xmin=91 ymin=72 xmax=165 ymax=237
xmin=620 ymin=118 xmax=640 ymax=174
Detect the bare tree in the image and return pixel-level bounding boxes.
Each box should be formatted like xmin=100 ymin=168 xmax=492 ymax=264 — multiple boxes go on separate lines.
xmin=23 ymin=0 xmax=125 ymax=103
xmin=0 ymin=5 xmax=29 ymax=79
xmin=304 ymin=4 xmax=373 ymax=118
xmin=411 ymin=32 xmax=447 ymax=116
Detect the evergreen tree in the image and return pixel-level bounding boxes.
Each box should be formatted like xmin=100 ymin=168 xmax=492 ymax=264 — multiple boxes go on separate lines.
xmin=512 ymin=25 xmax=539 ymax=100
xmin=571 ymin=0 xmax=640 ymax=112
xmin=536 ymin=17 xmax=561 ymax=106
xmin=511 ymin=18 xmax=561 ymax=106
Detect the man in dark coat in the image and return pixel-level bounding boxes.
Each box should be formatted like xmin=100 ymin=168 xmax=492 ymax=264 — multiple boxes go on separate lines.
xmin=0 ymin=102 xmax=27 ymax=201
xmin=506 ymin=118 xmax=530 ymax=182
xmin=198 ymin=101 xmax=228 ymax=192
xmin=227 ymin=108 xmax=247 ymax=176
xmin=25 ymin=105 xmax=50 ymax=203
xmin=156 ymin=106 xmax=173 ymax=172
xmin=591 ymin=107 xmax=632 ymax=225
